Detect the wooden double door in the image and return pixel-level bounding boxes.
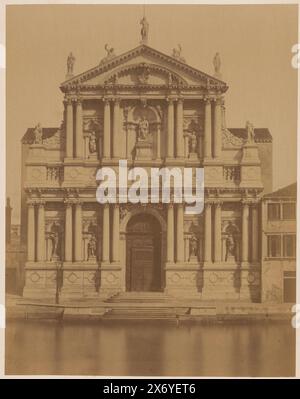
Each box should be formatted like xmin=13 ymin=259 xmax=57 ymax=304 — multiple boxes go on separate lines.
xmin=126 ymin=214 xmax=162 ymax=292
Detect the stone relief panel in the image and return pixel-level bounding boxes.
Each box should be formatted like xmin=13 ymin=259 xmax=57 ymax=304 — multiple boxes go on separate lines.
xmin=103 ymin=63 xmax=187 ymax=87
xmin=166 ymin=270 xmax=203 ymax=293
xmin=27 ymin=166 xmax=46 ymax=183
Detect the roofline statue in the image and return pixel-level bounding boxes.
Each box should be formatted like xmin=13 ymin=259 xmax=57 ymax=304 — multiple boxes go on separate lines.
xmin=213 ymin=52 xmax=221 ymax=80
xmin=66 ymin=52 xmax=75 ymax=78
xmin=140 ymin=16 xmax=149 ymax=44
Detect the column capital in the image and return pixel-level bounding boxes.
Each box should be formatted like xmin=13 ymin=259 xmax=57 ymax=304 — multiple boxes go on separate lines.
xmin=215 ymin=97 xmax=223 ymax=106
xmin=167 ymin=201 xmax=174 ymax=209
xmin=176 ymin=97 xmax=184 ymax=105
xmin=204 ymin=200 xmax=213 ymax=207
xmin=64 ymin=97 xmax=73 ymax=106
xmin=64 ymin=201 xmax=73 ymax=209
xmin=166 ymin=97 xmax=175 ymax=104
xmin=102 ymin=97 xmax=111 ymax=105
xmin=112 ymin=97 xmax=121 ymax=105
xmin=213 ymin=200 xmax=223 ymax=208
xmin=204 ymin=96 xmax=212 ymax=104
xmin=37 ymin=200 xmax=46 ymax=207
xmin=27 ymin=200 xmax=36 ymax=207
xmin=242 ymin=199 xmax=256 ymax=207
xmin=75 ymin=97 xmax=83 ymax=105
xmin=73 ymin=199 xmax=83 ymax=207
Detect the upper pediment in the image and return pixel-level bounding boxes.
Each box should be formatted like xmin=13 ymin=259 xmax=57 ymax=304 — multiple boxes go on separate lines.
xmin=60 ymin=45 xmax=228 ymax=93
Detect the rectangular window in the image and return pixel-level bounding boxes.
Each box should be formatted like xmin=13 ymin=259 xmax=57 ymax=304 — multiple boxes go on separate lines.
xmin=268 ymin=203 xmax=281 ymax=220
xmin=282 ymin=203 xmax=296 ymax=220
xmin=267 ymin=235 xmax=281 ymax=258
xmin=283 ymin=235 xmax=296 ymax=257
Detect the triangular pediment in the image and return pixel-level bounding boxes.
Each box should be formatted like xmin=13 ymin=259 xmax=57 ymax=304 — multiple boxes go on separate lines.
xmin=60 ymin=45 xmax=227 ymax=93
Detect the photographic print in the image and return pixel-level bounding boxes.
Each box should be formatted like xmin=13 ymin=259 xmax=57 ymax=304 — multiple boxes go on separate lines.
xmin=4 ymin=3 xmax=298 ymax=378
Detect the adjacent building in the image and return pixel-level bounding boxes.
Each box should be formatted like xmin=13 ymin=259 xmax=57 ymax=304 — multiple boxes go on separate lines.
xmin=261 ymin=183 xmax=297 ymax=303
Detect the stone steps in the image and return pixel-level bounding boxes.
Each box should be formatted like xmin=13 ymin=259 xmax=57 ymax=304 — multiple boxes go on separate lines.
xmin=106 ymin=291 xmax=174 ymax=304
xmin=104 ymin=306 xmax=190 ymax=319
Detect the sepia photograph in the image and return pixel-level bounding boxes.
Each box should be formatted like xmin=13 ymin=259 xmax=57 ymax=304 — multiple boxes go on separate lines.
xmin=4 ymin=2 xmax=298 ymax=378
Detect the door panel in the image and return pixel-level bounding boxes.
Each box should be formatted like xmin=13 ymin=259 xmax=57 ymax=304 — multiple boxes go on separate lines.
xmin=126 ymin=214 xmax=162 ymax=292
xmin=131 ymin=247 xmax=154 ymax=291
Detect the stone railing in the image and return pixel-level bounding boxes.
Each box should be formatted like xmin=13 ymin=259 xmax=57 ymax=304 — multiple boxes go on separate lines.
xmin=223 ymin=166 xmax=240 ymax=183
xmin=47 ymin=166 xmax=63 ymax=182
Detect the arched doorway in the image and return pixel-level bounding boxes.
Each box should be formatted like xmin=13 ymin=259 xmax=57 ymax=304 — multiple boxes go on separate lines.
xmin=126 ymin=213 xmax=162 ymax=292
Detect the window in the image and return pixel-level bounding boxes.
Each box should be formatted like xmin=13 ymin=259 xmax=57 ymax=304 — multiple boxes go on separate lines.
xmin=283 ymin=235 xmax=296 ymax=257
xmin=268 ymin=203 xmax=280 ymax=220
xmin=282 ymin=203 xmax=296 ymax=220
xmin=267 ymin=235 xmax=281 ymax=258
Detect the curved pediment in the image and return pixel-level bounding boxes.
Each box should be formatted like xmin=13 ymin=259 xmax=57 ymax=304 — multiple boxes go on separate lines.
xmin=103 ymin=62 xmax=188 ymax=87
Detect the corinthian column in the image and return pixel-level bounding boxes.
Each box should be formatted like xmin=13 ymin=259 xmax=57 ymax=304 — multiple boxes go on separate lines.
xmin=112 ymin=204 xmax=119 ymax=262
xmin=167 ymin=99 xmax=174 ymax=158
xmin=214 ymin=98 xmax=222 ymax=158
xmin=103 ymin=99 xmax=111 ymax=158
xmin=112 ymin=99 xmax=120 ymax=158
xmin=214 ymin=202 xmax=222 ymax=262
xmin=75 ymin=98 xmax=83 ymax=158
xmin=167 ymin=203 xmax=174 ymax=263
xmin=36 ymin=202 xmax=45 ymax=262
xmin=27 ymin=202 xmax=35 ymax=262
xmin=176 ymin=204 xmax=184 ymax=263
xmin=242 ymin=202 xmax=249 ymax=263
xmin=204 ymin=99 xmax=212 ymax=159
xmin=204 ymin=202 xmax=212 ymax=263
xmin=252 ymin=205 xmax=258 ymax=262
xmin=74 ymin=202 xmax=82 ymax=262
xmin=176 ymin=99 xmax=184 ymax=158
xmin=102 ymin=204 xmax=110 ymax=262
xmin=64 ymin=202 xmax=73 ymax=262
xmin=66 ymin=98 xmax=73 ymax=158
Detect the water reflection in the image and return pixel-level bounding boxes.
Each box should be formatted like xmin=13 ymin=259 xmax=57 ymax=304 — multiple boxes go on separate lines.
xmin=5 ymin=320 xmax=295 ymax=376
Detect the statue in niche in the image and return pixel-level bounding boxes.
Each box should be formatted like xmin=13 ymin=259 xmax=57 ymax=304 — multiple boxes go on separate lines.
xmin=67 ymin=52 xmax=75 ymax=75
xmin=189 ymin=131 xmax=198 ymax=154
xmin=225 ymin=221 xmax=238 ymax=262
xmin=189 ymin=235 xmax=198 ymax=261
xmin=33 ymin=123 xmax=43 ymax=144
xmin=49 ymin=221 xmax=61 ymax=260
xmin=137 ymin=116 xmax=150 ymax=141
xmin=87 ymin=233 xmax=97 ymax=260
xmin=89 ymin=131 xmax=97 ymax=154
xmin=246 ymin=120 xmax=255 ymax=144
xmin=140 ymin=16 xmax=149 ymax=44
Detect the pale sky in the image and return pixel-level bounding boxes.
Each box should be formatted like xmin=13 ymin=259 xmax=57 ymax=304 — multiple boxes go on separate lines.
xmin=6 ymin=4 xmax=298 ymax=223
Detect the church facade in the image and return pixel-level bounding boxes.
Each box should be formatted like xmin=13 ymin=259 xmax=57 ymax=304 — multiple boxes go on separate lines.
xmin=21 ymin=26 xmax=276 ymax=303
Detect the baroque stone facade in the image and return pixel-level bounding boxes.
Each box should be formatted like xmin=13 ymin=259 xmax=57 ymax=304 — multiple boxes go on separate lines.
xmin=21 ymin=27 xmax=279 ymax=302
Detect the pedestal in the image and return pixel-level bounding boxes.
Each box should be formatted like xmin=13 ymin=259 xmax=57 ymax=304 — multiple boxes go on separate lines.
xmin=135 ymin=140 xmax=153 ymax=160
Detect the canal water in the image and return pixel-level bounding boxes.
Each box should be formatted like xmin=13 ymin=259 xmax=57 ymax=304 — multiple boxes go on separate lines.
xmin=5 ymin=320 xmax=295 ymax=376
